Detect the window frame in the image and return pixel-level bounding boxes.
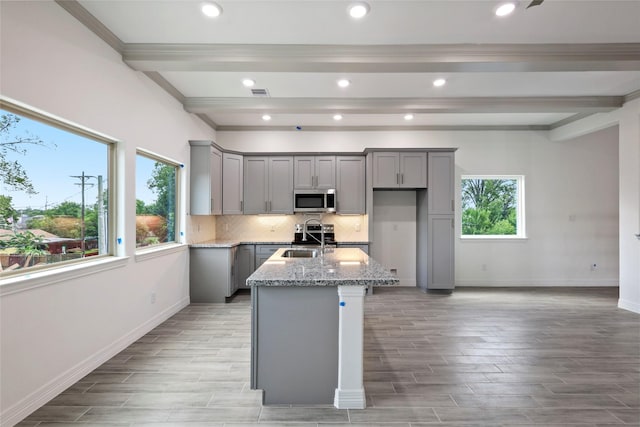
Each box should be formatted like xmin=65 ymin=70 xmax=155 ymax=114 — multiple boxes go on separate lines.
xmin=134 ymin=148 xmax=183 ymax=256
xmin=460 ymin=174 xmax=526 ymax=240
xmin=0 ymin=97 xmax=118 ymax=278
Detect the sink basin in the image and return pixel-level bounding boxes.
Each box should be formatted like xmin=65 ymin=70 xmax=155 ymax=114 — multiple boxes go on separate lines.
xmin=282 ymin=249 xmax=319 ymax=258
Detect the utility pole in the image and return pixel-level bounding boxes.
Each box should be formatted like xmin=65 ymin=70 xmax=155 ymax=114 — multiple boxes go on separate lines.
xmin=97 ymin=175 xmax=107 ymax=255
xmin=71 ymin=172 xmax=95 ymax=256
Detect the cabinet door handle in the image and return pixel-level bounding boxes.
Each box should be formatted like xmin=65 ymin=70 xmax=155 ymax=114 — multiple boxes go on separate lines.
xmin=211 ymin=198 xmax=214 ymax=212
xmin=265 ymin=201 xmax=268 ymax=212
xmin=240 ymin=200 xmax=243 ymax=212
xmin=396 ymin=173 xmax=400 ymax=185
xmin=451 ymin=218 xmax=454 ymax=229
xmin=451 ymin=200 xmax=454 ymax=212
xmin=401 ymin=174 xmax=404 ymax=184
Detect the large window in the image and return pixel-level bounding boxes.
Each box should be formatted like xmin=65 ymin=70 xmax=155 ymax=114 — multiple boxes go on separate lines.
xmin=461 ymin=175 xmax=525 ymax=238
xmin=135 ymin=151 xmax=179 ymax=249
xmin=0 ymin=101 xmax=113 ymax=274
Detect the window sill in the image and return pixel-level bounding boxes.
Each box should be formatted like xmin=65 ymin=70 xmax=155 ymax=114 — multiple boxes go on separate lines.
xmin=135 ymin=243 xmax=188 ymax=262
xmin=460 ymin=236 xmax=528 ymax=242
xmin=0 ymin=256 xmax=129 ymax=297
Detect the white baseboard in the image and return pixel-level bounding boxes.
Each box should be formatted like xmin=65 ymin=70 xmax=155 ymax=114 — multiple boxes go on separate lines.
xmin=455 ymin=279 xmax=619 ymax=287
xmin=334 ymin=388 xmax=366 ymax=409
xmin=618 ymin=298 xmax=640 ymax=314
xmin=1 ymin=296 xmax=190 ymax=427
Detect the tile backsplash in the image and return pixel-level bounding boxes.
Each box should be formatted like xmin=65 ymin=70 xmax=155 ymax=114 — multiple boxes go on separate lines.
xmin=215 ymin=213 xmax=368 ymax=242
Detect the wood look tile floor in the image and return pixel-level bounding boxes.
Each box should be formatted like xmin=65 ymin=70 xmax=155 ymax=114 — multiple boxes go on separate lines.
xmin=18 ymin=287 xmax=640 ymax=426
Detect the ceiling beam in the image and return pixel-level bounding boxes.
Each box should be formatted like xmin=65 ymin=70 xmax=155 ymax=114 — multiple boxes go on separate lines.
xmin=122 ymin=43 xmax=640 ymax=73
xmin=184 ymin=96 xmax=623 ymax=115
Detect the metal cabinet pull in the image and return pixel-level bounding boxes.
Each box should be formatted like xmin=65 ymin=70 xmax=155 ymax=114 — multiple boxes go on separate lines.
xmin=451 ymin=199 xmax=454 ymax=212
xmin=240 ymin=200 xmax=243 ymax=212
xmin=396 ymin=173 xmax=400 ymax=185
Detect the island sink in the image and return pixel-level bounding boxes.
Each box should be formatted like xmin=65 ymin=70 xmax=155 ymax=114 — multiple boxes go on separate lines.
xmin=281 ymin=249 xmax=318 ymax=258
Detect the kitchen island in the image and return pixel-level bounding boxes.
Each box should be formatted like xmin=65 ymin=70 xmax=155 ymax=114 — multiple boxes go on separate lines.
xmin=248 ymin=247 xmax=398 ymax=409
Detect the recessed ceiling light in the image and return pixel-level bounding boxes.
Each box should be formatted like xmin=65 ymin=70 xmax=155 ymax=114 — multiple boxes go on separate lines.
xmin=433 ymin=78 xmax=446 ymax=87
xmin=404 ymin=114 xmax=414 ymax=121
xmin=242 ymin=78 xmax=255 ymax=87
xmin=495 ymin=2 xmax=516 ymax=17
xmin=262 ymin=114 xmax=271 ymax=121
xmin=333 ymin=114 xmax=343 ymax=121
xmin=337 ymin=79 xmax=351 ymax=88
xmin=201 ymin=2 xmax=222 ymax=17
xmin=348 ymin=2 xmax=370 ymax=19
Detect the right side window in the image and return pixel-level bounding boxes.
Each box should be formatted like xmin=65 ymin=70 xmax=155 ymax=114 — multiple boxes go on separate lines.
xmin=461 ymin=175 xmax=526 ymax=238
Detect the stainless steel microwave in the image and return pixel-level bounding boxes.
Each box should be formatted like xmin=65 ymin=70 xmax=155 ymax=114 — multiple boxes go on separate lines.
xmin=293 ymin=189 xmax=336 ymax=213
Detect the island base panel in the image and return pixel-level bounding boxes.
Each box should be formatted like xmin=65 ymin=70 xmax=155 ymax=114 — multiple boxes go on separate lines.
xmin=252 ymin=286 xmax=339 ymax=405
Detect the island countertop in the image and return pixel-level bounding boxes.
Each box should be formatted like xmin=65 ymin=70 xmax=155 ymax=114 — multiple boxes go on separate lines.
xmin=247 ymin=248 xmax=399 ymax=287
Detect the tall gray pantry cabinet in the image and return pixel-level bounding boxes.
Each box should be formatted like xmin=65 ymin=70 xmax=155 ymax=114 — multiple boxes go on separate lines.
xmin=417 ymin=151 xmax=455 ymax=291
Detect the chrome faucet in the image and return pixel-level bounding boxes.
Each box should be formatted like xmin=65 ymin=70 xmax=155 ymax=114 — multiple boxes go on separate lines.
xmin=302 ymin=218 xmax=325 ymax=255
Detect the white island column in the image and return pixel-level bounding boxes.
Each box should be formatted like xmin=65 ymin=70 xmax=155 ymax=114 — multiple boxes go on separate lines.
xmin=334 ymin=285 xmax=367 ymax=409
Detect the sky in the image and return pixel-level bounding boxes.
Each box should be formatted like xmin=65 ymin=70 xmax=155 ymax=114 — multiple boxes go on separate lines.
xmin=1 ymin=109 xmax=156 ymax=211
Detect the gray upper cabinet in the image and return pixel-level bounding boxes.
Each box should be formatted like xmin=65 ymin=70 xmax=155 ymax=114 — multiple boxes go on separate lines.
xmin=190 ymin=142 xmax=222 ymax=215
xmin=372 ymin=152 xmax=427 ymax=189
xmin=336 ymin=156 xmax=365 ymax=214
xmin=243 ymin=156 xmax=294 ymax=214
xmin=294 ymin=156 xmax=336 ymax=190
xmin=428 ymin=152 xmax=455 ymax=215
xmin=223 ymin=153 xmax=243 ymax=215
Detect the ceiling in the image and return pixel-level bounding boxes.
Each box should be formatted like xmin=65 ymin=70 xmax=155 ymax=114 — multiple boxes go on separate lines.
xmin=57 ymin=0 xmax=640 ymax=131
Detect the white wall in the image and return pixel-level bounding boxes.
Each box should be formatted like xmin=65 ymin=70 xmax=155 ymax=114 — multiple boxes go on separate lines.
xmin=0 ymin=2 xmax=216 ymax=425
xmin=551 ymin=97 xmax=640 ymax=313
xmin=372 ymin=191 xmax=417 ymax=286
xmin=219 ymin=126 xmax=620 ymax=288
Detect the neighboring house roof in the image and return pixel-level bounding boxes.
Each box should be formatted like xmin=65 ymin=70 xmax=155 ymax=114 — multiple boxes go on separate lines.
xmin=0 ymin=229 xmax=60 ymax=241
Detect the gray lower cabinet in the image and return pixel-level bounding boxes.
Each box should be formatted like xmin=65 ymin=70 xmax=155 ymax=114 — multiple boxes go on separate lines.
xmin=336 ymin=156 xmax=365 ymax=214
xmin=237 ymin=244 xmax=255 ymax=289
xmin=189 ymin=246 xmax=238 ymax=302
xmin=427 ymin=215 xmax=455 ymax=290
xmin=337 ymin=243 xmax=369 ymax=254
xmin=255 ymin=244 xmax=288 ymax=269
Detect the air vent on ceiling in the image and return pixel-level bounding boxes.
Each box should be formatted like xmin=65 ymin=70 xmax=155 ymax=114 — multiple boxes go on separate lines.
xmin=251 ymin=88 xmax=270 ymax=97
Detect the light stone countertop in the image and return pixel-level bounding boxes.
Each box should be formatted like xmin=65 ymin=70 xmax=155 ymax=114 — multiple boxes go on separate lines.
xmin=247 ymin=248 xmax=399 ymax=287
xmin=189 ymin=240 xmax=291 ymax=248
xmin=189 ymin=240 xmax=370 ymax=248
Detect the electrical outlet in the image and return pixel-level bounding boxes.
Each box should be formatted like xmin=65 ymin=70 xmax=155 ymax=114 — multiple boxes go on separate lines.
xmin=224 ymin=223 xmax=229 ymax=232
xmin=150 ymin=291 xmax=156 ymax=304
xmin=354 ymin=222 xmax=361 ymax=232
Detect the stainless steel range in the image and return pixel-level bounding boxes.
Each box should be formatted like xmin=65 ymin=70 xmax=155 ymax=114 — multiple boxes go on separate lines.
xmin=292 ymin=223 xmax=336 ymax=248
